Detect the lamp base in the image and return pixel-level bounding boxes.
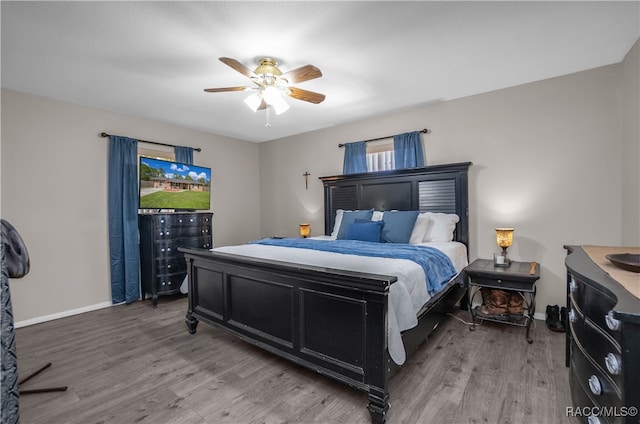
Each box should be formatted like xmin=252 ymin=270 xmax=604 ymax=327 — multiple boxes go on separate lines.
xmin=494 ymin=252 xmax=511 ymax=267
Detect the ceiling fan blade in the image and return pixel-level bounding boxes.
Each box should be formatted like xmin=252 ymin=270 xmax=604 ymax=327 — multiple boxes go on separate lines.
xmin=203 ymin=86 xmax=249 ymax=93
xmin=286 ymin=87 xmax=326 ymax=104
xmin=219 ymin=57 xmax=256 ymax=79
xmin=280 ymin=64 xmax=322 ymax=84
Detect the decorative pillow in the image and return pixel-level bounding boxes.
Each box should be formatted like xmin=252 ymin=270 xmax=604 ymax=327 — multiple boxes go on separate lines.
xmin=409 ymin=213 xmax=430 ymax=244
xmin=336 ymin=209 xmax=374 ymax=239
xmin=422 ymin=212 xmax=459 ymax=242
xmin=372 ymin=210 xmax=384 ymax=221
xmin=380 ymin=210 xmax=420 ymax=244
xmin=346 ymin=220 xmax=384 ymax=242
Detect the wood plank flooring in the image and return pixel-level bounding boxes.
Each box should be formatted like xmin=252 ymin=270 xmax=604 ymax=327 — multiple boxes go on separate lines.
xmin=15 ymin=296 xmax=576 ymax=424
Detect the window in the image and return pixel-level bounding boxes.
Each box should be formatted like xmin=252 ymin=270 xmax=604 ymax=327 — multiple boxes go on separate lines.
xmin=138 ymin=146 xmax=174 ymax=162
xmin=366 ymin=141 xmax=395 ymax=172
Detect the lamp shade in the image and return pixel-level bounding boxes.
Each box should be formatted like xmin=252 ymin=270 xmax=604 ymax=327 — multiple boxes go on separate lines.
xmin=244 ymin=93 xmax=262 ymax=112
xmin=495 ymin=228 xmax=514 ymax=248
xmin=299 ymin=223 xmax=310 ymax=238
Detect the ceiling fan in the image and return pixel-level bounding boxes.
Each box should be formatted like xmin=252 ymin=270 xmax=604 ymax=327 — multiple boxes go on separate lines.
xmin=204 ymin=57 xmax=325 ymax=115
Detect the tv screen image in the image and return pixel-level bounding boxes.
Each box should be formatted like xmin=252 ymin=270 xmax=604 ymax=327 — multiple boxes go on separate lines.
xmin=139 ymin=157 xmax=211 ymax=210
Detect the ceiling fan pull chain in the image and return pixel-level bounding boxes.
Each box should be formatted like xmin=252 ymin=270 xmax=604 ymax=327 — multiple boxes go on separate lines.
xmin=265 ymin=105 xmax=272 ymax=128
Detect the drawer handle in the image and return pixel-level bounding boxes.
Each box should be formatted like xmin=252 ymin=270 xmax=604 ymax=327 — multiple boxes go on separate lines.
xmin=605 ymin=353 xmax=621 ymax=375
xmin=568 ymin=309 xmax=577 ymax=323
xmin=569 ymin=277 xmax=577 ymax=293
xmin=588 ymin=375 xmax=602 ymax=396
xmin=587 ymin=416 xmax=602 ymax=424
xmin=605 ymin=310 xmax=621 ymax=331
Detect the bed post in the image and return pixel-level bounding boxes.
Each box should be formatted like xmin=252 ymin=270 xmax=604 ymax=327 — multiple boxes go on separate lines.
xmin=185 ymin=256 xmax=199 ymax=334
xmin=364 ymin=287 xmax=390 ymax=424
xmin=368 ymin=390 xmax=390 ymax=424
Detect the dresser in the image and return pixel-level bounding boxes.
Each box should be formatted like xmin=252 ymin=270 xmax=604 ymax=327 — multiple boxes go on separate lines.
xmin=565 ymin=245 xmax=640 ymax=424
xmin=139 ymin=212 xmax=213 ymax=306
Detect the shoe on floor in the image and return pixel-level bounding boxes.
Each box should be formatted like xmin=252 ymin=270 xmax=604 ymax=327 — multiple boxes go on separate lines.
xmin=546 ymin=304 xmax=564 ymax=332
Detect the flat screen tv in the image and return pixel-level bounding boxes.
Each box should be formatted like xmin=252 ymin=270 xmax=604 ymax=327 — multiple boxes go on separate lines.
xmin=139 ymin=157 xmax=211 ymax=211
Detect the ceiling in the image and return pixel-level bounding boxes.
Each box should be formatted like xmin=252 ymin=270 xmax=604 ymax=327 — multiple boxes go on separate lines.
xmin=2 ymin=1 xmax=638 ymax=143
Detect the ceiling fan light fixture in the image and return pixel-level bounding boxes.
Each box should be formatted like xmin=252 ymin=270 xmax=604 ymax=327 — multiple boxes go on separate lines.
xmin=262 ymin=86 xmax=289 ymax=115
xmin=206 ymin=56 xmax=324 ymax=117
xmin=244 ymin=92 xmax=262 ymax=112
xmin=271 ymin=97 xmax=290 ymax=115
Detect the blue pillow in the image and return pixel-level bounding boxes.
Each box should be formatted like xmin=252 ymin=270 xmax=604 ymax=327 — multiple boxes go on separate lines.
xmin=380 ymin=210 xmax=420 ymax=243
xmin=337 ymin=209 xmax=374 ymax=239
xmin=346 ymin=220 xmax=384 ymax=242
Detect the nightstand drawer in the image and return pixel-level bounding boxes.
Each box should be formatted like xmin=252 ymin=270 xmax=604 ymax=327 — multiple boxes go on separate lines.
xmin=468 ymin=276 xmax=535 ymax=292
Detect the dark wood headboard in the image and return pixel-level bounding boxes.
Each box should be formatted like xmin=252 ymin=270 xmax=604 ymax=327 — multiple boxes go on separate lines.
xmin=319 ymin=162 xmax=472 ymax=248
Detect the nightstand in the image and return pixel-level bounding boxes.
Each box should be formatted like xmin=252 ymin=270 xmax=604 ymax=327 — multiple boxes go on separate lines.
xmin=465 ymin=258 xmax=540 ymax=343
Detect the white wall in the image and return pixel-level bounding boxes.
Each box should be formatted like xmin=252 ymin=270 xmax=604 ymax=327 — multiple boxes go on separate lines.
xmin=259 ymin=56 xmax=638 ymax=315
xmin=1 ymin=89 xmax=261 ymax=323
xmin=620 ymin=40 xmax=640 ymax=246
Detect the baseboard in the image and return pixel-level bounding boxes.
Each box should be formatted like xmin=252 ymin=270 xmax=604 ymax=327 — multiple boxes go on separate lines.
xmin=14 ymin=301 xmax=113 ymax=328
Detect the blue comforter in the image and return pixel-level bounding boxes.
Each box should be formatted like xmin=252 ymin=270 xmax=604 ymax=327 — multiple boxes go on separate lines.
xmin=251 ymin=238 xmax=457 ymax=296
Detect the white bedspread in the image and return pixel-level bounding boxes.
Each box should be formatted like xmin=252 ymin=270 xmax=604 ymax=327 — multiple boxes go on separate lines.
xmin=212 ymin=241 xmax=467 ymax=365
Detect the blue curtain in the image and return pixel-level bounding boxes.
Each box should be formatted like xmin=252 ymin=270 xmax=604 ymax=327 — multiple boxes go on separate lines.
xmin=175 ymin=146 xmax=193 ymax=165
xmin=393 ymin=131 xmax=425 ymax=169
xmin=342 ymin=141 xmax=367 ymax=174
xmin=108 ymin=136 xmax=140 ymax=304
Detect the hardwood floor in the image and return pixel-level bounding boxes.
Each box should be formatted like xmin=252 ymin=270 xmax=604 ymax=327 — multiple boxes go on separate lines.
xmin=15 ymin=296 xmax=575 ymax=424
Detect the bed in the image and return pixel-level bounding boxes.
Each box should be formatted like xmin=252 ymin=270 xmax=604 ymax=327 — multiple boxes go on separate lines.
xmin=180 ymin=162 xmax=471 ymax=423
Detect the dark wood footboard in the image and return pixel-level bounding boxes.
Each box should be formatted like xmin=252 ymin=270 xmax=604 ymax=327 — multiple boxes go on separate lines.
xmin=181 ymin=247 xmax=397 ymax=423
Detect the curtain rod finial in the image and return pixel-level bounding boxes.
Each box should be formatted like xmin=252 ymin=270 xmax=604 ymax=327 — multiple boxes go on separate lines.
xmin=100 ymin=132 xmax=109 ymax=138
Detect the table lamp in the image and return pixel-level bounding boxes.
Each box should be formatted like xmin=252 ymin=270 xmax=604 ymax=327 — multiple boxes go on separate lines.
xmin=494 ymin=228 xmax=514 ymax=267
xmin=299 ymin=223 xmax=310 ymax=238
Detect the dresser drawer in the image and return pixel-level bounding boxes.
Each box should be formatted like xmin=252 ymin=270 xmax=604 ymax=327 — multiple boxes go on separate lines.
xmin=152 ymin=225 xmax=211 ymax=240
xmin=570 ymin=296 xmax=623 ymax=389
xmin=154 ymin=236 xmax=212 ymax=257
xmin=569 ymin=274 xmax=621 ymax=343
xmin=155 ymin=256 xmax=188 ymax=275
xmin=155 ymin=213 xmax=211 ymax=228
xmin=570 ymin=365 xmax=614 ymax=424
xmin=571 ymin=338 xmax=622 ymax=410
xmin=154 ymin=272 xmax=186 ymax=294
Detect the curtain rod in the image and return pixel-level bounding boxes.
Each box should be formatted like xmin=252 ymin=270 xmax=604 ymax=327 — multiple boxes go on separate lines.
xmin=338 ymin=128 xmax=430 ymax=148
xmin=100 ymin=132 xmax=202 ymax=152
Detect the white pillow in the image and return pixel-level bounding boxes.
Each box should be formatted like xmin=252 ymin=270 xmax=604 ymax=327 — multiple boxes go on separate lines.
xmin=372 ymin=211 xmax=384 ymax=222
xmin=422 ymin=212 xmax=459 ymax=242
xmin=330 ymin=209 xmax=345 ymax=238
xmin=409 ymin=214 xmax=430 ymax=244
